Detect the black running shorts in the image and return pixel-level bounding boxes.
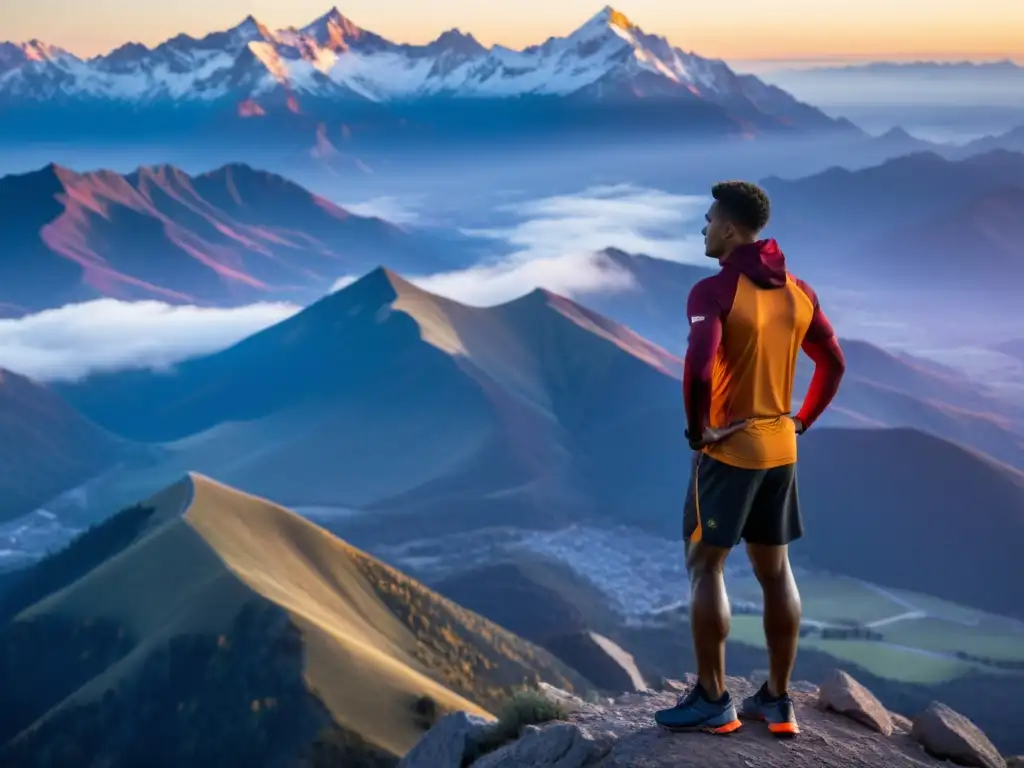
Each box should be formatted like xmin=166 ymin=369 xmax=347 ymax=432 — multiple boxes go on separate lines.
xmin=682 ymin=452 xmax=803 ymax=548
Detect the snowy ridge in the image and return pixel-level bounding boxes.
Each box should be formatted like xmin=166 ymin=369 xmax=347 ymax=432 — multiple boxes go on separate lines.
xmin=0 ymin=6 xmax=843 ymax=132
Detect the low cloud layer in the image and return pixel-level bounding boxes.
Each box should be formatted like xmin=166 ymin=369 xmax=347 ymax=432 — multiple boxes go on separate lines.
xmin=338 ymin=184 xmax=708 ymax=305
xmin=0 ymin=299 xmax=300 ymax=382
xmin=419 ymin=185 xmax=707 ymax=305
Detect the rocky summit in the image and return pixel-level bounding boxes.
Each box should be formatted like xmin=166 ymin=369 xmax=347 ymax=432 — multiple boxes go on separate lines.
xmin=401 ymin=673 xmax=1016 ymax=768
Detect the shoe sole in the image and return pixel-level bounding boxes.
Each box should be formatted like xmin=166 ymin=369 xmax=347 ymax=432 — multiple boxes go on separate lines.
xmin=658 ymin=718 xmax=743 ymax=735
xmin=740 ymin=711 xmax=800 ymax=738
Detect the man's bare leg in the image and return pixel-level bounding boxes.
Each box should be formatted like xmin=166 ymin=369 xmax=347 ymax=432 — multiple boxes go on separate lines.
xmin=686 ymin=539 xmax=732 ymax=700
xmin=746 ymin=542 xmax=801 ymax=697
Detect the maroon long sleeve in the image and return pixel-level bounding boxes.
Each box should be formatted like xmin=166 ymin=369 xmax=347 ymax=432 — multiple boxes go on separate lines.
xmin=683 ymin=279 xmax=724 ymax=439
xmin=793 ymin=288 xmax=846 ymax=428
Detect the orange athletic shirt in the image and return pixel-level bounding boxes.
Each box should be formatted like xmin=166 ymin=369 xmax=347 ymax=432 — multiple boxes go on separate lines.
xmin=683 ymin=239 xmax=842 ymax=470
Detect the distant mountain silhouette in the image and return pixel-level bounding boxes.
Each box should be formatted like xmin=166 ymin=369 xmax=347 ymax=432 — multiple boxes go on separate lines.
xmin=0 ymin=474 xmax=591 ymax=764
xmin=0 ymin=367 xmax=129 ymax=522
xmin=854 ymin=185 xmax=1024 ymax=292
xmin=763 ymin=150 xmax=1024 ymax=245
xmin=959 ymin=125 xmax=1024 ymax=157
xmin=51 ymin=268 xmax=1024 ymax=617
xmin=761 ymin=151 xmax=1024 ymax=308
xmin=0 ymin=163 xmax=464 ymax=313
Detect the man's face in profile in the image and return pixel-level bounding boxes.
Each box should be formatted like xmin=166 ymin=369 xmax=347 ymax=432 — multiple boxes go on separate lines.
xmin=702 ymin=202 xmax=732 ymax=260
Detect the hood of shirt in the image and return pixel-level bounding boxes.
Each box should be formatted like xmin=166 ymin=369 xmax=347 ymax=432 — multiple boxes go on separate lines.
xmin=724 ymin=239 xmax=788 ymax=288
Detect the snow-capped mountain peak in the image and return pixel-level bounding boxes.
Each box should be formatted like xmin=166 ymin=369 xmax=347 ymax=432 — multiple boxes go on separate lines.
xmin=581 ymin=6 xmax=637 ymax=35
xmin=294 ymin=7 xmax=392 ymax=53
xmin=0 ymin=6 xmax=850 ymax=135
xmin=19 ymin=39 xmax=69 ymax=62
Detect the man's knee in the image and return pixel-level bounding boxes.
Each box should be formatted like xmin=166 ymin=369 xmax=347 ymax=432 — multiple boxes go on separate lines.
xmin=746 ymin=543 xmax=792 ymax=585
xmin=686 ymin=540 xmax=730 ymax=578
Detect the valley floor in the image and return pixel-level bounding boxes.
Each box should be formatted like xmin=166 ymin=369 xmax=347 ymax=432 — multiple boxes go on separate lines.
xmin=371 ymin=524 xmax=1024 ymax=686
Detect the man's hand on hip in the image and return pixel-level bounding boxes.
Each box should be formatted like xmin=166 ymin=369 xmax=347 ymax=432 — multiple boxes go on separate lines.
xmin=687 ymin=420 xmax=748 ymax=451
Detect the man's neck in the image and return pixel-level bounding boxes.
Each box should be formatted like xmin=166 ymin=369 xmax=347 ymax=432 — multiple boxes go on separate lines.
xmin=719 ymin=238 xmax=758 ymax=264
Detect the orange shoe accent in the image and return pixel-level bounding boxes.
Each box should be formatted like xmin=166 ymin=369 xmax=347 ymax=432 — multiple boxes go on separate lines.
xmin=768 ymin=721 xmax=799 ymax=736
xmin=708 ymin=719 xmax=743 ymax=735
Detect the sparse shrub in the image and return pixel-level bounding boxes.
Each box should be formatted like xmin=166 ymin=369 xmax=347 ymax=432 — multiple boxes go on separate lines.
xmin=494 ymin=688 xmax=569 ymax=739
xmin=462 ymin=688 xmax=569 ymax=765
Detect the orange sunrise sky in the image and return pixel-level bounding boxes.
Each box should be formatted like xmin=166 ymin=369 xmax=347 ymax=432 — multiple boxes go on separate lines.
xmin=3 ymin=0 xmax=1021 ymax=65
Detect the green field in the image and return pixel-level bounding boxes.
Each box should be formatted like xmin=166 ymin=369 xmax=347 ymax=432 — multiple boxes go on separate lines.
xmin=725 ymin=572 xmax=1024 ymax=684
xmin=883 ymin=617 xmax=1024 ymax=661
xmin=730 ymin=573 xmax=905 ymax=625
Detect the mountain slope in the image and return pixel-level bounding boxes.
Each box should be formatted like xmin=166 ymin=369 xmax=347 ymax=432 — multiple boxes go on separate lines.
xmin=0 ymin=367 xmax=129 ymax=523
xmin=0 ymin=7 xmax=852 ymax=140
xmin=0 ymin=473 xmax=591 ymax=765
xmin=798 ymin=427 xmax=1024 ymax=619
xmin=0 ymin=162 xmax=467 ymax=313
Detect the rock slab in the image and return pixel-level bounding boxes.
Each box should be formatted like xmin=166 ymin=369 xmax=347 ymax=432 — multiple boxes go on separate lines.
xmin=910 ymin=701 xmax=1004 ymax=768
xmin=818 ymin=669 xmax=894 ymax=736
xmin=472 ymin=722 xmax=609 ymax=768
xmin=399 ymin=711 xmax=494 ymax=768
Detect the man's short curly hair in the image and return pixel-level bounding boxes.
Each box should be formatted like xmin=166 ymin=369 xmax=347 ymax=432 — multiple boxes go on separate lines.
xmin=711 ymin=181 xmax=771 ymax=233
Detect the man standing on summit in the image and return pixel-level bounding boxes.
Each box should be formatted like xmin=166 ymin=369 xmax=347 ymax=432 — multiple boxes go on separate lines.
xmin=655 ymin=181 xmax=846 ymax=737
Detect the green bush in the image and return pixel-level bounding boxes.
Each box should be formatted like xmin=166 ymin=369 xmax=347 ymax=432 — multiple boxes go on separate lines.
xmin=463 ymin=688 xmax=569 ymax=765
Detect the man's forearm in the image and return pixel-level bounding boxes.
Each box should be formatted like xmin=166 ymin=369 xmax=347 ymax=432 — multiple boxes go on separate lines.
xmin=683 ymin=368 xmax=712 ymax=439
xmin=795 ymin=336 xmax=846 ymax=428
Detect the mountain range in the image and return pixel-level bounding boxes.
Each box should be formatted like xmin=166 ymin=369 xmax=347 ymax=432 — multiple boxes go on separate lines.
xmin=0 ymin=162 xmax=472 ymax=313
xmin=0 ymin=7 xmax=854 ymax=143
xmin=761 ymin=149 xmax=1024 ymax=299
xmin=2 ymin=266 xmax=1008 ymax=621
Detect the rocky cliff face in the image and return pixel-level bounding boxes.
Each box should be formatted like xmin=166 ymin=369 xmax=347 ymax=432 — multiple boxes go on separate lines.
xmin=401 ymin=672 xmax=1016 ymax=768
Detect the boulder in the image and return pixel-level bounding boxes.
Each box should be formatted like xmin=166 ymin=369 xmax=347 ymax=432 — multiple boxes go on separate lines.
xmin=891 ymin=713 xmax=913 ymax=733
xmin=398 ymin=711 xmax=494 ymax=768
xmin=910 ymin=701 xmax=1004 ymax=768
xmin=818 ymin=669 xmax=894 ymax=736
xmin=1004 ymin=756 xmax=1024 ymax=767
xmin=470 ymin=721 xmax=609 ymax=768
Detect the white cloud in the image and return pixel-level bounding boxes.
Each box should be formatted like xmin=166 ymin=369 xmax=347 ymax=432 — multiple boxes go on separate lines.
xmin=0 ymin=299 xmax=300 ymax=382
xmin=404 ymin=184 xmax=709 ymax=305
xmin=339 ymin=195 xmax=421 ymax=224
xmin=489 ymin=184 xmax=708 ymax=263
xmin=416 ymin=250 xmax=637 ymax=306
